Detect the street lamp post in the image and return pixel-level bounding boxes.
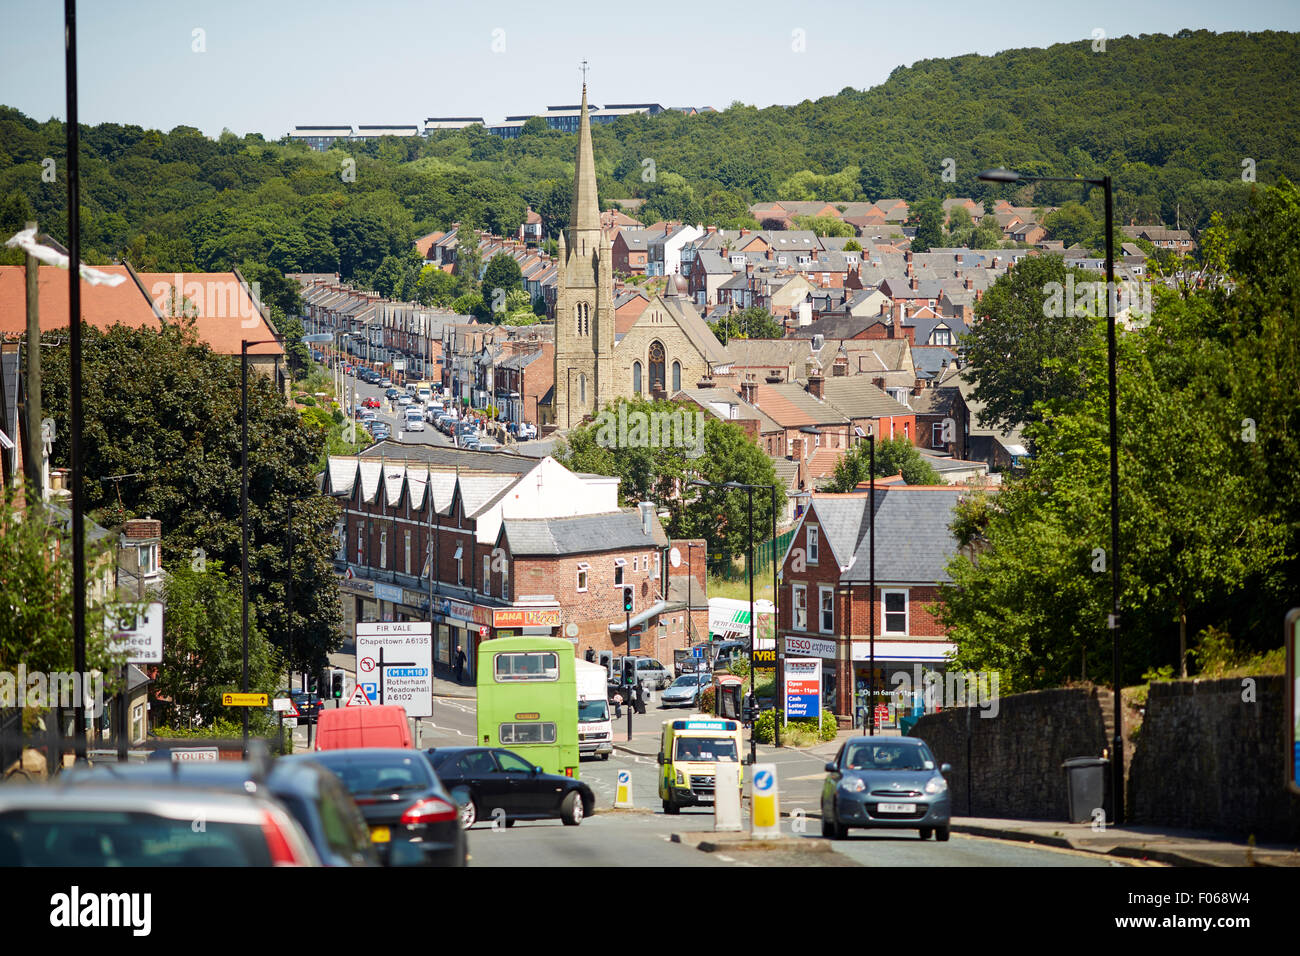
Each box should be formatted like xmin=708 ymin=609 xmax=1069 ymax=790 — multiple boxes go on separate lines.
xmin=978 ymin=168 xmax=1121 ymax=823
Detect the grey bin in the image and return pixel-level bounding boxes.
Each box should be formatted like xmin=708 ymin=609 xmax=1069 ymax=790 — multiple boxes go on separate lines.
xmin=1061 ymin=756 xmax=1108 ymax=824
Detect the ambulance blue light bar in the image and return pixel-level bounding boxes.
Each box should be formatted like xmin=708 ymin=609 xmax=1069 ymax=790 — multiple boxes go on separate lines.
xmin=674 ymin=719 xmax=737 ymax=731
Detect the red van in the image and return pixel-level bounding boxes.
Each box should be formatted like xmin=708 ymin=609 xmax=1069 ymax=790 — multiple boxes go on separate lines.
xmin=315 ymin=706 xmax=412 ymax=751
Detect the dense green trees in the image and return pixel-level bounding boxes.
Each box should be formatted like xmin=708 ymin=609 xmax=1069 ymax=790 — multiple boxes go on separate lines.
xmin=1 ymin=30 xmax=1287 ymax=287
xmin=40 ymin=322 xmax=344 ymax=679
xmin=939 ymin=180 xmax=1300 ymax=689
xmin=708 ymin=307 xmax=784 ymax=344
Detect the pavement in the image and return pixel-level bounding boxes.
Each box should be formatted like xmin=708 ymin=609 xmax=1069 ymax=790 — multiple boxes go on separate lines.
xmin=617 ymin=725 xmax=1300 ymax=867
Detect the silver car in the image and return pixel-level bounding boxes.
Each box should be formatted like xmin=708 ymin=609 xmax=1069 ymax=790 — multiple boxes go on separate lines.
xmin=660 ymin=673 xmax=708 ymax=708
xmin=820 ymin=736 xmax=952 ymax=841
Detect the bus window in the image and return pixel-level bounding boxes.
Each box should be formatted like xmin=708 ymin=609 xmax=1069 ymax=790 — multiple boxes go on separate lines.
xmin=500 ymin=722 xmax=557 ymax=745
xmin=494 ymin=652 xmax=559 ymax=682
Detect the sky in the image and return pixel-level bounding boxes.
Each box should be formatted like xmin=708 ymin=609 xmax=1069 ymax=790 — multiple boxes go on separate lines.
xmin=1 ymin=0 xmax=1298 ymax=139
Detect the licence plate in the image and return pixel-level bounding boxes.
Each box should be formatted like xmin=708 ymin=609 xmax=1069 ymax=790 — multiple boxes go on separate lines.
xmin=877 ymin=803 xmax=912 ymax=814
xmin=370 ymin=826 xmax=391 ymax=843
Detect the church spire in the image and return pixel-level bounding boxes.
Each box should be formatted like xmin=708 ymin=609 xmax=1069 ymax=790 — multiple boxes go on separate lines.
xmin=568 ymin=82 xmax=601 ymax=234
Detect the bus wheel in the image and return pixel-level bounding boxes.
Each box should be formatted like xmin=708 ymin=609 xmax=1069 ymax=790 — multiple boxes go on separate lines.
xmin=561 ymin=792 xmax=584 ymax=826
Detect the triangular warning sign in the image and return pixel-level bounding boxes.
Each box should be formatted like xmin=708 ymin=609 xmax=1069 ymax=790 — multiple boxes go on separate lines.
xmin=285 ymin=700 xmax=301 ymax=718
xmin=346 ymin=685 xmax=372 ymax=707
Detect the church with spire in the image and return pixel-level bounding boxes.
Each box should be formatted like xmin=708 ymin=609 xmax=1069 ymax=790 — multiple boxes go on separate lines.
xmin=549 ymin=83 xmax=732 ymax=432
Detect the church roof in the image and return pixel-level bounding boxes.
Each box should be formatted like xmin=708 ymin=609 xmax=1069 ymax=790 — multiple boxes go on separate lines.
xmin=569 ymin=86 xmax=602 ymax=235
xmin=658 ymin=293 xmax=733 ymax=368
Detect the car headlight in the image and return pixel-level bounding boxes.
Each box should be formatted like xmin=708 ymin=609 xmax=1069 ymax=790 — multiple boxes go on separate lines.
xmin=675 ymin=770 xmax=684 ymax=785
xmin=925 ymin=776 xmax=948 ymax=794
xmin=839 ymin=777 xmax=866 ymax=793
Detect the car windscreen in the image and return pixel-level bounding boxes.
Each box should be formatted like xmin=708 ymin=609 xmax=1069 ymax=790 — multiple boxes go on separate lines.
xmin=670 ymin=676 xmax=700 ymax=687
xmin=844 ymin=743 xmax=933 ymax=772
xmin=578 ymin=699 xmax=609 ymax=721
xmin=674 ymin=737 xmax=738 ymax=762
xmin=0 ymin=810 xmax=274 ymax=866
xmin=312 ymin=754 xmax=434 ymax=796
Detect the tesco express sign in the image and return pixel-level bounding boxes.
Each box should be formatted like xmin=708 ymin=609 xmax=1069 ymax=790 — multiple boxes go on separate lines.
xmin=784 ymin=635 xmax=836 ymax=659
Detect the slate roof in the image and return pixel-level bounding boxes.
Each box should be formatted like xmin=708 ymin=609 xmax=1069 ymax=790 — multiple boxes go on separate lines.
xmin=806 ymin=486 xmax=967 ymax=583
xmin=818 ymin=377 xmax=915 ymax=420
xmin=501 ymin=509 xmax=668 ymax=556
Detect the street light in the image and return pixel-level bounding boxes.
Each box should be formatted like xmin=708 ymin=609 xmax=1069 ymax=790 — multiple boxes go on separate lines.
xmin=978 ymin=167 xmax=1121 ymax=823
xmin=241 ymin=332 xmax=331 ymax=757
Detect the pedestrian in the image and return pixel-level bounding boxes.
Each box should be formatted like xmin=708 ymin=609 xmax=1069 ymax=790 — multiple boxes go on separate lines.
xmin=633 ymin=681 xmax=646 ymax=715
xmin=454 ymin=645 xmax=466 ymax=683
xmin=612 ymin=690 xmax=624 ymax=719
xmin=584 ymin=646 xmax=596 ymax=663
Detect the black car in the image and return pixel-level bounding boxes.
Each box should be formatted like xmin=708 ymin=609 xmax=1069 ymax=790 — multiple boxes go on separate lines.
xmin=277 ymin=690 xmax=323 ymax=723
xmin=67 ymin=758 xmax=379 ymax=866
xmin=290 ymin=749 xmax=466 ymax=866
xmin=425 ymin=746 xmax=595 ymax=829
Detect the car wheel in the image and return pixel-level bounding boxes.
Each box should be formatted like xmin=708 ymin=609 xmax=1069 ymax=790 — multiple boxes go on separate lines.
xmin=600 ymin=753 xmax=610 ymax=761
xmin=936 ymin=826 xmax=950 ymax=842
xmin=821 ymin=817 xmax=836 ymax=838
xmin=452 ymin=788 xmax=477 ymax=829
xmin=561 ymin=791 xmax=584 ymax=826
xmin=505 ymin=819 xmax=516 ymax=828
xmin=663 ymin=799 xmax=679 ymax=815
xmin=919 ymin=827 xmax=933 ymax=840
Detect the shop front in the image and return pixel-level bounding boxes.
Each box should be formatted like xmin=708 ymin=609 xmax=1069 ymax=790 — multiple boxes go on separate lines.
xmin=850 ymin=640 xmax=957 ymax=731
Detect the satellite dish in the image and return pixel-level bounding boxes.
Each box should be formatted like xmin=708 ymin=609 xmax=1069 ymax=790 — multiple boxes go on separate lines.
xmin=669 ymin=547 xmax=682 ymax=568
xmin=565 ymin=622 xmax=579 ymax=638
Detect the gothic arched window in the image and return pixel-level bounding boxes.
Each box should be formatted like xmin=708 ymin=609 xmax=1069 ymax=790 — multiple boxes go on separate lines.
xmin=649 ymin=341 xmax=666 ymax=394
xmin=579 ymin=373 xmax=587 ymax=405
xmin=672 ymin=361 xmax=681 ymax=393
xmin=632 ymin=362 xmax=642 ymax=395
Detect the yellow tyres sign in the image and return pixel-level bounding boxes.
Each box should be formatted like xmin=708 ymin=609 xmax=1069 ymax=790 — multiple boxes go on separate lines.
xmin=222 ymin=693 xmax=269 ymax=707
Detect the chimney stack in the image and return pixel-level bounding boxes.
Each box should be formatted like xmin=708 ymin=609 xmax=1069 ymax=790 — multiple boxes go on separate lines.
xmin=965 ymin=277 xmax=974 ymax=291
xmin=790 ymin=437 xmax=805 ymax=462
xmin=910 ymin=276 xmax=919 ymax=291
xmin=807 ymin=365 xmax=825 ymax=400
xmin=740 ymin=374 xmax=758 ymax=405
xmin=872 ymin=377 xmax=886 ymax=390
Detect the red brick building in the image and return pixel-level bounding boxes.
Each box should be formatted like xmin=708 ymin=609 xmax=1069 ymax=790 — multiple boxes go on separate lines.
xmin=778 ymin=486 xmax=970 ymax=720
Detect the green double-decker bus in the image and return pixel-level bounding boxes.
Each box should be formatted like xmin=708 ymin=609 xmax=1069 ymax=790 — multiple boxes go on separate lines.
xmin=476 ymin=636 xmax=580 ymax=778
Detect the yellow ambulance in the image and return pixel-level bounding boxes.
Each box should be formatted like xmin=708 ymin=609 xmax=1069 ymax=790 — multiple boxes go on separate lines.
xmin=657 ymin=715 xmax=746 ymax=814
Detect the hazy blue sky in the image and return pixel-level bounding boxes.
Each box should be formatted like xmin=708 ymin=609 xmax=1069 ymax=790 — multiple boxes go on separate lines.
xmin=2 ymin=0 xmax=1297 ymax=138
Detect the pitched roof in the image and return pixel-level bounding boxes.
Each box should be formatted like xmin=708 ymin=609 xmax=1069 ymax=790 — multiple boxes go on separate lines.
xmin=502 ymin=509 xmax=668 ymax=556
xmin=749 ymin=381 xmax=847 ymax=428
xmin=818 ymin=376 xmax=915 ymax=420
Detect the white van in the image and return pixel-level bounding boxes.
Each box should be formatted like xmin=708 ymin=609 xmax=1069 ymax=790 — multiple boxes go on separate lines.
xmin=404 ymin=408 xmax=425 ymax=432
xmin=575 ymin=659 xmax=613 ymax=759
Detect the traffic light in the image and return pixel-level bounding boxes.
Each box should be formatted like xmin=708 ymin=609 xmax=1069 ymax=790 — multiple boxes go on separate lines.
xmin=331 ymin=669 xmax=344 ymax=699
xmin=309 ymin=672 xmax=320 ymax=695
xmin=622 ymin=656 xmax=636 ymax=687
xmin=622 ymin=586 xmax=634 ymax=613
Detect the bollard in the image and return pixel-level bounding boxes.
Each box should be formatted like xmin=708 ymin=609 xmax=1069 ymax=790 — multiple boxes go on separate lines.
xmin=750 ymin=763 xmax=780 ymax=839
xmin=713 ymin=761 xmax=742 ymax=831
xmin=615 ymin=768 xmax=634 ymax=808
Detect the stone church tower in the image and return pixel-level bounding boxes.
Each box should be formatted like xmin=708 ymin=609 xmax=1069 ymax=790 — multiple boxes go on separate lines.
xmin=552 ymin=85 xmax=615 ymax=430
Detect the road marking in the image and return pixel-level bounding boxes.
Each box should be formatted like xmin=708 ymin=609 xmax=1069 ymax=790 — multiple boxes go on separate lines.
xmin=787 ymin=773 xmax=825 ymax=781
xmin=716 ymin=854 xmax=735 ymax=862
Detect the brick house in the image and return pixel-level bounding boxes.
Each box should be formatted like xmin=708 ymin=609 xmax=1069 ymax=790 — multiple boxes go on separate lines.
xmin=778 ymin=486 xmax=969 ymax=719
xmin=612 ymin=229 xmax=650 ymax=275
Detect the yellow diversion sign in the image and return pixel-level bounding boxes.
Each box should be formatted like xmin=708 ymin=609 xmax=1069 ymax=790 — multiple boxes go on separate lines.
xmin=222 ymin=692 xmax=269 ymax=707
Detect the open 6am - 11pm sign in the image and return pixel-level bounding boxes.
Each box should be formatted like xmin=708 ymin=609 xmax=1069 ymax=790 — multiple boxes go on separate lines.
xmin=784 ymin=658 xmax=821 ymax=720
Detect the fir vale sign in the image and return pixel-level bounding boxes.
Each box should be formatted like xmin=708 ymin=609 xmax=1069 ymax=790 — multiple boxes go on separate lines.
xmin=355 ymin=621 xmax=433 ymax=718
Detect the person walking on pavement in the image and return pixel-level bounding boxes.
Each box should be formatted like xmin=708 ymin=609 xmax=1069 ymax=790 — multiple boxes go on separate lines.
xmin=454 ymin=645 xmax=466 ymax=683
xmin=632 ymin=680 xmax=646 ymax=715
xmin=585 ymin=646 xmax=596 ymax=663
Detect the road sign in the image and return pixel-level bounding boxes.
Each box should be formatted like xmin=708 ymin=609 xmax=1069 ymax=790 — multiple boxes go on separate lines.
xmin=784 ymin=658 xmax=821 ymax=720
xmin=615 ymin=769 xmax=633 ymax=808
xmin=346 ymin=685 xmax=372 ymax=707
xmin=272 ymin=697 xmax=293 ymax=713
xmin=283 ymin=717 xmax=299 ymax=729
xmin=106 ymin=601 xmax=164 ymax=663
xmin=355 ymin=621 xmax=433 ymax=717
xmin=222 ymin=693 xmax=269 ymax=707
xmin=285 ymin=700 xmax=301 ymax=718
xmin=751 ymin=763 xmax=780 ymax=839
xmin=713 ymin=761 xmax=742 ymax=832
